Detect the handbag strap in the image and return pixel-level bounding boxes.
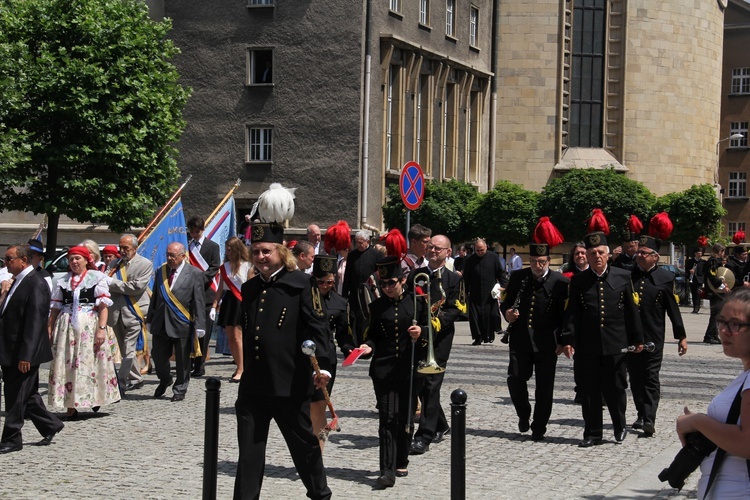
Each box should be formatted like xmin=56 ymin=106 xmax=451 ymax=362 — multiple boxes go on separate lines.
xmin=704 ymin=373 xmax=748 ymax=496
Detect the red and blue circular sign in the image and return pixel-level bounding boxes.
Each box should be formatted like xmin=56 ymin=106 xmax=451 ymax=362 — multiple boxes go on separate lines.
xmin=399 ymin=161 xmax=425 ymax=211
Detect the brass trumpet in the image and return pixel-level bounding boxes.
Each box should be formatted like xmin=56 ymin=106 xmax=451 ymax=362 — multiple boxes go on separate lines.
xmin=413 ymin=272 xmax=445 ymax=375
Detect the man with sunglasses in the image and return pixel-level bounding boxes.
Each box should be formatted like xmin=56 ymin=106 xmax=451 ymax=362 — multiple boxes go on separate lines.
xmin=627 ymin=235 xmax=687 ymax=437
xmin=500 ymin=240 xmax=569 ymax=441
xmin=407 ymin=235 xmax=463 ymax=455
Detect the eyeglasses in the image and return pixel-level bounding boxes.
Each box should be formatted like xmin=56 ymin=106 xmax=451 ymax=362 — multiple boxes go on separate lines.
xmin=316 ymin=279 xmax=335 ymax=285
xmin=637 ymin=250 xmax=657 ymax=257
xmin=716 ymin=319 xmax=750 ymax=334
xmin=426 ymin=245 xmax=449 ymax=252
xmin=529 ymin=258 xmax=548 ymax=265
xmin=4 ymin=256 xmax=19 ymax=263
xmin=251 ymin=247 xmax=277 ymax=257
xmin=380 ymin=279 xmax=400 ymax=288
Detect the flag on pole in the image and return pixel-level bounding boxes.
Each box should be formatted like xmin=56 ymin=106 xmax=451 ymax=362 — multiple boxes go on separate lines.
xmin=205 ymin=195 xmax=237 ymax=263
xmin=138 ymin=198 xmax=189 ymax=289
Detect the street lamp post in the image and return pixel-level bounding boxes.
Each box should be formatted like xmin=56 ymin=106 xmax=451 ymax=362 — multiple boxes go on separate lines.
xmin=715 ymin=133 xmax=745 ymax=200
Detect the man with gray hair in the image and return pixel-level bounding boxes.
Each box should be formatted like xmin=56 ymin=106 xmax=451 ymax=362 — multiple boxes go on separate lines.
xmin=342 ymin=230 xmax=380 ymax=345
xmin=107 ymin=234 xmax=153 ymax=393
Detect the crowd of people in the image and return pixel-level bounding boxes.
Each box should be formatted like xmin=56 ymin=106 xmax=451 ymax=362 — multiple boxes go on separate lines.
xmin=0 ymin=207 xmax=749 ymax=499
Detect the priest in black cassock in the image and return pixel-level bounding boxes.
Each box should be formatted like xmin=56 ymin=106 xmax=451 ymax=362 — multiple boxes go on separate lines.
xmin=462 ymin=238 xmax=508 ymax=345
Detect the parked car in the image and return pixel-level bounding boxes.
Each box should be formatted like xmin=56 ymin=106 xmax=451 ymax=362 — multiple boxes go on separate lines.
xmin=660 ymin=264 xmax=690 ymax=306
xmin=45 ymin=245 xmax=110 ymax=286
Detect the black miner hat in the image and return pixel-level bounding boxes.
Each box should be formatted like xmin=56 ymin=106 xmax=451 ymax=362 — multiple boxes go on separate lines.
xmin=251 ymin=223 xmax=284 ymax=244
xmin=312 ymin=255 xmax=337 ymax=278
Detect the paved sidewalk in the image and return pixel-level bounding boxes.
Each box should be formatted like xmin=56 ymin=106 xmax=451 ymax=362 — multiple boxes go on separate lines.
xmin=0 ymin=303 xmax=733 ymax=499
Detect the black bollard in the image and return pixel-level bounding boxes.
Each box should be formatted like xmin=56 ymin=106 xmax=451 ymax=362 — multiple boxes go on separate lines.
xmin=203 ymin=377 xmax=221 ymax=500
xmin=450 ymin=389 xmax=467 ymax=500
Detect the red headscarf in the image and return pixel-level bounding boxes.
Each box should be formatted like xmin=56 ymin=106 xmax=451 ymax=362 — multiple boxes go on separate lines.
xmin=102 ymin=245 xmax=121 ymax=258
xmin=67 ymin=246 xmax=97 ymax=270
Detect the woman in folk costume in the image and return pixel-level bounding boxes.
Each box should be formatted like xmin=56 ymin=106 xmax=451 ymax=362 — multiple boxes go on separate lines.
xmin=48 ymin=246 xmax=120 ymax=419
xmin=212 ymin=236 xmax=253 ymax=383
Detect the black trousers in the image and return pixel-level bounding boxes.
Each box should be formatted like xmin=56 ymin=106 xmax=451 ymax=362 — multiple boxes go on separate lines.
xmin=234 ymin=395 xmax=331 ymax=500
xmin=507 ymin=349 xmax=558 ymax=436
xmin=1 ymin=364 xmax=63 ymax=447
xmin=468 ymin=300 xmax=500 ymax=342
xmin=152 ymin=334 xmax=191 ymax=396
xmin=193 ymin=307 xmax=214 ymax=371
xmin=575 ymin=353 xmax=627 ymax=438
xmin=704 ymin=297 xmax=723 ymax=340
xmin=689 ymin=282 xmax=702 ymax=311
xmin=413 ymin=370 xmax=449 ymax=445
xmin=372 ymin=379 xmax=415 ymax=480
xmin=627 ymin=347 xmax=664 ymax=426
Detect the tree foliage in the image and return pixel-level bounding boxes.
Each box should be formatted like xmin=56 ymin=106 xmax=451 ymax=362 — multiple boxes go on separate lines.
xmin=653 ymin=184 xmax=726 ymax=247
xmin=537 ymin=169 xmax=655 ymax=243
xmin=0 ymin=0 xmax=190 ymax=256
xmin=471 ymin=180 xmax=539 ymax=248
xmin=382 ymin=179 xmax=480 ymax=243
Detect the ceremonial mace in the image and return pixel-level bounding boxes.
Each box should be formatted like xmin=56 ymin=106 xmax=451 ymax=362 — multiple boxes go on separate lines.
xmin=301 ymin=340 xmax=340 ymax=439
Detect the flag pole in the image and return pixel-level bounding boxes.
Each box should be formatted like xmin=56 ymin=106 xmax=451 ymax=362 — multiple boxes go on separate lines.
xmin=138 ymin=175 xmax=193 ymax=243
xmin=205 ymin=178 xmax=241 ymax=225
xmin=31 ymin=215 xmax=48 ymax=240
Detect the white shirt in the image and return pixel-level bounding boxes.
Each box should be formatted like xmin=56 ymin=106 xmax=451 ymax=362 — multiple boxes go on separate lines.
xmin=169 ymin=261 xmax=186 ymax=287
xmin=2 ymin=265 xmax=33 ymax=314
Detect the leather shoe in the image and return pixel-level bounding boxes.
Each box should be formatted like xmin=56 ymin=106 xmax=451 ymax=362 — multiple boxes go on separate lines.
xmin=615 ymin=429 xmax=627 ymax=443
xmin=471 ymin=339 xmax=482 ymax=346
xmin=38 ymin=427 xmax=63 ymax=446
xmin=434 ymin=427 xmax=450 ymax=443
xmin=0 ymin=443 xmax=22 ymax=454
xmin=518 ymin=419 xmax=530 ymax=433
xmin=171 ymin=393 xmax=185 ymax=402
xmin=191 ymin=367 xmax=205 ymax=377
xmin=376 ymin=475 xmax=395 ymax=488
xmin=703 ymin=337 xmax=721 ymax=345
xmin=531 ymin=433 xmax=545 ymax=442
xmin=409 ymin=440 xmax=429 ymax=455
xmin=154 ymin=380 xmax=172 ymax=398
xmin=578 ymin=437 xmax=602 ymax=448
xmin=395 ymin=469 xmax=408 ymax=477
xmin=631 ymin=418 xmax=643 ymax=429
xmin=642 ymin=422 xmax=655 ymax=436
xmin=124 ymin=381 xmax=144 ymax=391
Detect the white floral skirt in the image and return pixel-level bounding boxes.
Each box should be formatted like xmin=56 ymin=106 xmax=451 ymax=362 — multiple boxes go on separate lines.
xmin=48 ymin=308 xmax=121 ymax=409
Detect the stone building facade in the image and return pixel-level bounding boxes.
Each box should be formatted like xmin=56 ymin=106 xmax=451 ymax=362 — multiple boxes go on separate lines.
xmin=719 ymin=0 xmax=750 ymax=238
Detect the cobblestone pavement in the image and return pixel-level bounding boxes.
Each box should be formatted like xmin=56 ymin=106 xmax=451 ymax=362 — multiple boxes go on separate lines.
xmin=0 ymin=303 xmax=734 ymax=499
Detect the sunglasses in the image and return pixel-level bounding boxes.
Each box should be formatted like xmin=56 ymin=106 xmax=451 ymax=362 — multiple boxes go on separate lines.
xmin=316 ymin=279 xmax=335 ymax=285
xmin=380 ymin=279 xmax=400 ymax=288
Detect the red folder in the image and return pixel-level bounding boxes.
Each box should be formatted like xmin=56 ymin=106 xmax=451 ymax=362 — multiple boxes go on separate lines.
xmin=343 ymin=347 xmax=366 ymax=366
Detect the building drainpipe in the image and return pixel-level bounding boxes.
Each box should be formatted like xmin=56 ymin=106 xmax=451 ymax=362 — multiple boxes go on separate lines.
xmin=361 ymin=0 xmax=373 ymax=228
xmin=488 ymin=0 xmax=500 ymax=191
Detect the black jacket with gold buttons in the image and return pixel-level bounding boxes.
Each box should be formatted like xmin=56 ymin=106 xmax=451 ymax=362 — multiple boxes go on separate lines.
xmin=240 ymin=268 xmax=331 ymax=398
xmin=561 ymin=266 xmax=643 ymax=356
xmin=631 ymin=266 xmax=686 ymax=346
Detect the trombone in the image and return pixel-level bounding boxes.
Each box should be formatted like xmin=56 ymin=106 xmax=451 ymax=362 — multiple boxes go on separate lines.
xmin=412 ymin=272 xmax=445 ymax=375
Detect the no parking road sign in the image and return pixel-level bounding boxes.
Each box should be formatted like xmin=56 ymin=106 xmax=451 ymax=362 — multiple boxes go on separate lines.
xmin=399 ymin=161 xmax=424 ymax=211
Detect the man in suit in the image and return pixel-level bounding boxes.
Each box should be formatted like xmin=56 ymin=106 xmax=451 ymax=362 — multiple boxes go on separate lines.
xmin=462 ymin=238 xmax=508 ymax=345
xmin=235 ymin=222 xmax=332 ymax=500
xmin=561 ymin=232 xmax=643 ymax=447
xmin=306 ymin=224 xmax=324 ymax=255
xmin=187 ymin=216 xmax=221 ymax=377
xmin=685 ymin=248 xmax=705 ymax=314
xmin=147 ymin=242 xmax=206 ymax=402
xmin=500 ymin=241 xmax=569 ymax=441
xmin=628 ymin=235 xmax=687 ymax=436
xmin=408 ymin=234 xmax=463 ymax=455
xmin=0 ymin=243 xmax=64 ymax=453
xmin=107 ymin=234 xmax=153 ymax=392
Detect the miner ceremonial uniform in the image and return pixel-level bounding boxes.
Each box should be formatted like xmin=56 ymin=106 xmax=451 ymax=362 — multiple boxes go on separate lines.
xmin=561 ymin=232 xmax=643 ymax=446
xmin=628 ymin=255 xmax=685 ymax=434
xmin=500 ymin=266 xmax=568 ymax=439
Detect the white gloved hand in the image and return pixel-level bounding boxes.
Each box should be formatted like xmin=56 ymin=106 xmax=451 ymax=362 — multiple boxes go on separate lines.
xmin=209 ymin=307 xmax=217 ymax=321
xmin=196 ymin=329 xmax=206 ymax=339
xmin=490 ymin=283 xmax=502 ymax=299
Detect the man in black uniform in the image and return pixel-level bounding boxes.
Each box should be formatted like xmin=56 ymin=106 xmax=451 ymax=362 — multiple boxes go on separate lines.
xmin=234 ymin=223 xmax=332 ymax=500
xmin=561 ymin=231 xmax=643 ymax=447
xmin=463 ymin=238 xmax=508 ymax=345
xmin=685 ymin=248 xmax=705 ymax=314
xmin=408 ymin=234 xmax=463 ymax=454
xmin=27 ymin=239 xmax=53 ymax=291
xmin=628 ymin=235 xmax=687 ymax=437
xmin=341 ymin=230 xmax=380 ymax=345
xmin=500 ymin=241 xmax=569 ymax=441
xmin=725 ymin=244 xmax=747 ymax=289
xmin=612 ymin=232 xmax=639 ymax=272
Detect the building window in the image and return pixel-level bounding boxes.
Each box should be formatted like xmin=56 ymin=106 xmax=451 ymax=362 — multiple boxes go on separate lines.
xmin=569 ymin=0 xmax=606 ymax=148
xmin=246 ymin=127 xmax=273 ymax=162
xmin=246 ymin=49 xmax=273 ymax=85
xmin=442 ymin=81 xmax=457 ymax=178
xmin=466 ymin=89 xmax=481 ymax=183
xmin=729 ymin=172 xmax=747 ymax=198
xmin=730 ymin=122 xmax=748 ymax=148
xmin=446 ymin=0 xmax=455 ymax=37
xmin=416 ymin=74 xmax=431 ymax=173
xmin=469 ymin=7 xmax=479 ymax=47
xmin=390 ymin=0 xmax=400 ymax=13
xmin=728 ymin=221 xmax=747 ymax=237
xmin=731 ymin=68 xmax=750 ymax=95
xmin=385 ymin=64 xmax=403 ymax=171
xmin=420 ymin=0 xmax=430 ymax=25
xmin=248 ymin=0 xmax=273 ymax=4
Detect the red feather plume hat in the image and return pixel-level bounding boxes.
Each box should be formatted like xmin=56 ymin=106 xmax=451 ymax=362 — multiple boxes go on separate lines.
xmin=324 ymin=220 xmax=352 ymax=254
xmin=697 ymin=235 xmax=709 ymax=249
xmin=733 ymin=230 xmax=746 ymax=245
xmin=587 ymin=208 xmax=610 ymax=235
xmin=530 ymin=216 xmax=564 ymax=257
xmin=384 ymin=228 xmax=408 ymax=260
xmin=648 ymin=212 xmax=673 ymax=241
xmin=625 ymin=215 xmax=643 ymax=242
